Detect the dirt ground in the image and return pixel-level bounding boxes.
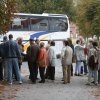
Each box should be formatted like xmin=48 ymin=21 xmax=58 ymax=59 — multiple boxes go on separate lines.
xmin=0 ymin=61 xmax=100 ymax=100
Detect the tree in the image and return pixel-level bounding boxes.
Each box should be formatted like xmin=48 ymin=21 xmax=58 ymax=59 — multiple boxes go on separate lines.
xmin=85 ymin=0 xmax=100 ymax=36
xmin=76 ymin=0 xmax=100 ymax=37
xmin=16 ymin=0 xmax=76 ymax=21
xmin=0 ymin=0 xmax=16 ymax=34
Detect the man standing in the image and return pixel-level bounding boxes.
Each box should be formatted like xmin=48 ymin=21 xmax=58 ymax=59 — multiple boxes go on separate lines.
xmin=48 ymin=41 xmax=56 ymax=81
xmin=35 ymin=38 xmax=40 ymax=79
xmin=86 ymin=42 xmax=99 ymax=85
xmin=5 ymin=34 xmax=22 ymax=84
xmin=0 ymin=45 xmax=3 ymax=81
xmin=27 ymin=39 xmax=39 ymax=83
xmin=1 ymin=36 xmax=8 ymax=80
xmin=62 ymin=40 xmax=73 ymax=84
xmin=67 ymin=38 xmax=74 ymax=76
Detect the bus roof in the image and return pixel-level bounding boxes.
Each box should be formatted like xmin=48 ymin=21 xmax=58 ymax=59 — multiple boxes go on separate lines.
xmin=14 ymin=13 xmax=68 ymax=19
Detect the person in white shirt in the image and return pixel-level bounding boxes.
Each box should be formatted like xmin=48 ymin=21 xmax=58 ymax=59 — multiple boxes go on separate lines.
xmin=48 ymin=41 xmax=56 ymax=81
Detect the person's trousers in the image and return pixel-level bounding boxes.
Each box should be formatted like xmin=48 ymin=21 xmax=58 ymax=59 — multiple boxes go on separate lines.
xmin=45 ymin=66 xmax=50 ymax=78
xmin=2 ymin=60 xmax=7 ymax=80
xmin=63 ymin=65 xmax=71 ymax=83
xmin=49 ymin=66 xmax=55 ymax=80
xmin=75 ymin=61 xmax=81 ymax=74
xmin=88 ymin=67 xmax=98 ymax=84
xmin=0 ymin=62 xmax=3 ymax=80
xmin=28 ymin=62 xmax=38 ymax=82
xmin=13 ymin=63 xmax=21 ymax=80
xmin=39 ymin=67 xmax=45 ymax=82
xmin=71 ymin=64 xmax=73 ymax=76
xmin=62 ymin=64 xmax=64 ymax=79
xmin=6 ymin=58 xmax=22 ymax=83
xmin=82 ymin=60 xmax=88 ymax=74
xmin=98 ymin=69 xmax=100 ymax=84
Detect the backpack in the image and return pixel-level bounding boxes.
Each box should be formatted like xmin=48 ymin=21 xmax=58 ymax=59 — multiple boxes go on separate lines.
xmin=88 ymin=55 xmax=98 ymax=70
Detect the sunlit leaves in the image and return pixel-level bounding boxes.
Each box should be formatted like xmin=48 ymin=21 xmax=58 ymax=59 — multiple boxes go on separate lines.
xmin=76 ymin=0 xmax=100 ymax=37
xmin=0 ymin=0 xmax=16 ymax=34
xmin=16 ymin=0 xmax=75 ymax=21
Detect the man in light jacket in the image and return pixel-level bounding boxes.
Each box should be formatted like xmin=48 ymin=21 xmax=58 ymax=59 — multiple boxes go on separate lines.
xmin=62 ymin=40 xmax=73 ymax=84
xmin=48 ymin=41 xmax=56 ymax=81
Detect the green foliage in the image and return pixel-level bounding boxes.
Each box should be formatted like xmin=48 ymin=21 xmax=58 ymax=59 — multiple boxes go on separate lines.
xmin=0 ymin=0 xmax=76 ymax=34
xmin=0 ymin=0 xmax=16 ymax=34
xmin=16 ymin=0 xmax=76 ymax=21
xmin=76 ymin=0 xmax=100 ymax=37
xmin=86 ymin=5 xmax=96 ymax=21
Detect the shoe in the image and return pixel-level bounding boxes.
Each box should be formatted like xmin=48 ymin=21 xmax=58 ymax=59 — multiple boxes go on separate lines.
xmin=98 ymin=82 xmax=100 ymax=84
xmin=62 ymin=82 xmax=67 ymax=84
xmin=85 ymin=83 xmax=91 ymax=85
xmin=61 ymin=79 xmax=64 ymax=81
xmin=45 ymin=76 xmax=48 ymax=79
xmin=29 ymin=76 xmax=31 ymax=80
xmin=39 ymin=81 xmax=45 ymax=83
xmin=94 ymin=83 xmax=98 ymax=86
xmin=32 ymin=81 xmax=36 ymax=84
xmin=78 ymin=74 xmax=82 ymax=76
xmin=71 ymin=74 xmax=73 ymax=76
xmin=84 ymin=73 xmax=87 ymax=75
xmin=36 ymin=78 xmax=39 ymax=80
xmin=67 ymin=81 xmax=70 ymax=83
xmin=8 ymin=82 xmax=12 ymax=85
xmin=74 ymin=73 xmax=77 ymax=76
xmin=51 ymin=79 xmax=55 ymax=82
xmin=33 ymin=82 xmax=36 ymax=84
xmin=19 ymin=81 xmax=22 ymax=84
xmin=0 ymin=79 xmax=3 ymax=82
xmin=91 ymin=81 xmax=95 ymax=84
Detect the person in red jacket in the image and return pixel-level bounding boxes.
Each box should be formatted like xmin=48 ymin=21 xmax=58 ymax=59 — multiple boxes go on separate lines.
xmin=38 ymin=42 xmax=47 ymax=83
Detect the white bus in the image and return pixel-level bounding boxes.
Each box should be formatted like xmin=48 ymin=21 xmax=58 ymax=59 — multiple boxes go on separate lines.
xmin=3 ymin=13 xmax=70 ymax=54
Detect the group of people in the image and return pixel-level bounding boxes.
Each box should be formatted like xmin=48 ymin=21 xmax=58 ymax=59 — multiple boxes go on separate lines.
xmin=0 ymin=34 xmax=100 ymax=86
xmin=26 ymin=39 xmax=56 ymax=83
xmin=27 ymin=38 xmax=74 ymax=84
xmin=73 ymin=37 xmax=100 ymax=85
xmin=0 ymin=34 xmax=73 ymax=85
xmin=0 ymin=34 xmax=22 ymax=85
xmin=0 ymin=34 xmax=57 ymax=84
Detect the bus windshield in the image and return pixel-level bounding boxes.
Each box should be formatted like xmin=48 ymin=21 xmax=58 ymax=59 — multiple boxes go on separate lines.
xmin=10 ymin=17 xmax=68 ymax=32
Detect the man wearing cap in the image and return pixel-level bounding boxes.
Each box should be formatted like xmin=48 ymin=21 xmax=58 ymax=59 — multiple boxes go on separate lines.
xmin=26 ymin=38 xmax=39 ymax=83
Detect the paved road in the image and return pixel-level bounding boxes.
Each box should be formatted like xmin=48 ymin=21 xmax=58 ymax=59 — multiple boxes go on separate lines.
xmin=1 ymin=61 xmax=99 ymax=100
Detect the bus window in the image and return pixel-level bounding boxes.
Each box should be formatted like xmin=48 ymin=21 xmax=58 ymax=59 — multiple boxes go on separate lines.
xmin=39 ymin=23 xmax=48 ymax=31
xmin=10 ymin=17 xmax=29 ymax=31
xmin=30 ymin=18 xmax=48 ymax=31
xmin=49 ymin=18 xmax=68 ymax=32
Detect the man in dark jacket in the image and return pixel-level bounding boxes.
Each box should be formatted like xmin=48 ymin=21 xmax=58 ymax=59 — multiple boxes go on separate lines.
xmin=0 ymin=45 xmax=3 ymax=81
xmin=27 ymin=39 xmax=39 ymax=83
xmin=0 ymin=36 xmax=8 ymax=81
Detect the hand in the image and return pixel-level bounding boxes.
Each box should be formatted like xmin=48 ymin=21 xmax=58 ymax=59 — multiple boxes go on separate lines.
xmin=19 ymin=58 xmax=22 ymax=64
